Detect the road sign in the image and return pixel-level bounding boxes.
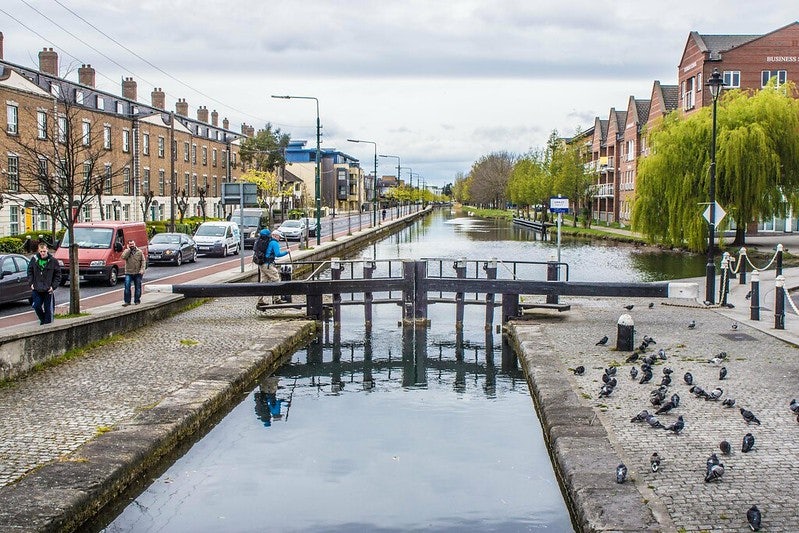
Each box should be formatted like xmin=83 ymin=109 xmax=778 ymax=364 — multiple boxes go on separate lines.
xmin=549 ymin=197 xmax=569 ymax=213
xmin=702 ymin=201 xmax=726 ymax=226
xmin=221 ymin=182 xmax=259 ymax=206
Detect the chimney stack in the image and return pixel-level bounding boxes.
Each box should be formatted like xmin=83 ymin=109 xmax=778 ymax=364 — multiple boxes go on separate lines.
xmin=151 ymin=87 xmax=165 ymax=109
xmin=38 ymin=48 xmax=59 ymax=76
xmin=197 ymin=105 xmax=209 ymax=123
xmin=122 ymin=77 xmax=137 ymax=101
xmin=175 ymin=98 xmax=188 ymax=117
xmin=222 ymin=117 xmax=229 ymax=130
xmin=78 ymin=64 xmax=95 ymax=87
xmin=211 ymin=109 xmax=219 ymax=127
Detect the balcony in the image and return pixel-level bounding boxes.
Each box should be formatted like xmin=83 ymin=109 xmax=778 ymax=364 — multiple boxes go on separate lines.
xmin=591 ymin=183 xmax=615 ymax=198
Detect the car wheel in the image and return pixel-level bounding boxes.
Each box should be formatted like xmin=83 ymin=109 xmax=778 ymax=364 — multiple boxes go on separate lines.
xmin=190 ymin=250 xmax=197 ymax=263
xmin=107 ymin=266 xmax=119 ymax=287
xmin=175 ymin=253 xmax=182 ymax=267
xmin=233 ymin=243 xmax=239 ymax=255
xmin=221 ymin=245 xmax=228 ymax=258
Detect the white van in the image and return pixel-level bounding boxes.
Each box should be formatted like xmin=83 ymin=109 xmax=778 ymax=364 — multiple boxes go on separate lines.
xmin=193 ymin=221 xmax=240 ymax=257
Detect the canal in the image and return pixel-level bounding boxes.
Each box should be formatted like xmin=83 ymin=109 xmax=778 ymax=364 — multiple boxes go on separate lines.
xmin=99 ymin=211 xmax=706 ymax=532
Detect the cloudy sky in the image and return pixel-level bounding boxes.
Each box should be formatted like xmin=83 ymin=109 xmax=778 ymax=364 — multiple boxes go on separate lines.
xmin=1 ymin=1 xmax=797 ymax=185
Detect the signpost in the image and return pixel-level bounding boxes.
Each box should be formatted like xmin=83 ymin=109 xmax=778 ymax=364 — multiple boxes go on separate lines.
xmin=549 ymin=196 xmax=569 ymax=263
xmin=221 ymin=182 xmax=259 ymax=272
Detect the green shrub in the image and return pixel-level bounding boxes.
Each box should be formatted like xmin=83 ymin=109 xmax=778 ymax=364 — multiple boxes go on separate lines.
xmin=0 ymin=236 xmax=25 ymax=254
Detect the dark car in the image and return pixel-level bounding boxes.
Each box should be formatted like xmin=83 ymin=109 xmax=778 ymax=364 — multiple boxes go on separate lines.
xmin=0 ymin=253 xmax=32 ymax=305
xmin=147 ymin=233 xmax=197 ymax=266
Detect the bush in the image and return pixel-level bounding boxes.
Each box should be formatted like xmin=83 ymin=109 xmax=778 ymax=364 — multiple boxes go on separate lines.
xmin=0 ymin=236 xmax=25 ymax=254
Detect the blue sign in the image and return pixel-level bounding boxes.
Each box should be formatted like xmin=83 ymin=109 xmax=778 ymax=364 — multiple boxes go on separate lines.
xmin=549 ymin=197 xmax=569 ymax=213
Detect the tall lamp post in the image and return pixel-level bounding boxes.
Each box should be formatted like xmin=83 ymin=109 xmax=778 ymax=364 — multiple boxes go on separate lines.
xmin=347 ymin=139 xmax=378 ymax=227
xmin=705 ymin=68 xmax=725 ymax=304
xmin=272 ymin=95 xmax=322 ymax=245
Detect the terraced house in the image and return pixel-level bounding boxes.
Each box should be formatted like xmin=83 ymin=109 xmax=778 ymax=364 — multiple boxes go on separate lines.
xmin=586 ymin=21 xmax=799 ymax=231
xmin=0 ymin=33 xmax=244 ymax=237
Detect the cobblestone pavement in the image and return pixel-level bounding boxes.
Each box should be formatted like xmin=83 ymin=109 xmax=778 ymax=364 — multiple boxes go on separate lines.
xmin=526 ymin=294 xmax=799 ymax=532
xmin=0 ymin=297 xmax=306 ymax=487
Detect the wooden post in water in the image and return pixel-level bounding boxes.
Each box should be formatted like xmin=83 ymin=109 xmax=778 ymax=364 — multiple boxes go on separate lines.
xmin=306 ymin=293 xmax=324 ymax=321
xmin=454 ymin=257 xmax=467 ymax=330
xmin=363 ymin=259 xmax=375 ymax=330
xmin=402 ymin=260 xmax=416 ymax=325
xmin=502 ymin=293 xmax=520 ymax=324
xmin=331 ymin=258 xmax=342 ymax=326
xmin=483 ymin=258 xmax=497 ymax=330
xmin=414 ymin=260 xmax=428 ymax=327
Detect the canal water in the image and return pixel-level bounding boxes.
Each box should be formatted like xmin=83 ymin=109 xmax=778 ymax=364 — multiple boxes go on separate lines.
xmin=101 ymin=211 xmax=706 ymax=532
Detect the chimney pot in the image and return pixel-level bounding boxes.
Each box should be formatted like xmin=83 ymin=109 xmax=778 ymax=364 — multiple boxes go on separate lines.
xmin=197 ymin=105 xmax=209 ymax=123
xmin=223 ymin=117 xmax=229 ymax=130
xmin=78 ymin=64 xmax=95 ymax=88
xmin=175 ymin=98 xmax=189 ymax=117
xmin=211 ymin=109 xmax=219 ymax=127
xmin=122 ymin=77 xmax=137 ymax=101
xmin=38 ymin=47 xmax=59 ymax=76
xmin=151 ymin=87 xmax=165 ymax=110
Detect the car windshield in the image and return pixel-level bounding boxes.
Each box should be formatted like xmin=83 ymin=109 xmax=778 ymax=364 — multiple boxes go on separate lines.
xmin=236 ymin=216 xmax=261 ymax=226
xmin=281 ymin=220 xmax=301 ymax=228
xmin=60 ymin=228 xmax=113 ymax=248
xmin=151 ymin=234 xmax=181 ymax=244
xmin=195 ymin=225 xmax=226 ymax=237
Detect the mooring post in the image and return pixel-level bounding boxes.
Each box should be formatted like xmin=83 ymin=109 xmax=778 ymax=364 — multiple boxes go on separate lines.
xmin=454 ymin=257 xmax=466 ymax=330
xmin=402 ymin=260 xmax=415 ymax=326
xmin=720 ymin=252 xmax=730 ymax=307
xmin=616 ymin=313 xmax=634 ymax=351
xmin=750 ymin=270 xmax=760 ymax=321
xmin=483 ymin=258 xmax=497 ymax=330
xmin=414 ymin=260 xmax=428 ymax=328
xmin=331 ymin=257 xmax=342 ymax=325
xmin=363 ymin=259 xmax=375 ymax=330
xmin=775 ymin=275 xmax=786 ymax=330
xmin=501 ymin=293 xmax=519 ymax=324
xmin=546 ymin=253 xmax=559 ymax=304
xmin=738 ymin=247 xmax=747 ymax=284
xmin=776 ymin=244 xmax=784 ymax=276
xmin=306 ymin=293 xmax=324 ymax=321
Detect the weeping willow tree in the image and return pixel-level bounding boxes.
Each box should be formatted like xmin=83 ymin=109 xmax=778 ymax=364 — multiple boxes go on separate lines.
xmin=633 ymin=82 xmax=799 ymax=251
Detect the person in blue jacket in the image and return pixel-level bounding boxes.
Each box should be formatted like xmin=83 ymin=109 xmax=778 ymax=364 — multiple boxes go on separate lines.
xmin=252 ymin=228 xmax=288 ymax=309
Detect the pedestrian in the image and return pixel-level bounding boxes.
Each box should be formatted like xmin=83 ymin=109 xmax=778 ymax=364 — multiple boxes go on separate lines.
xmin=26 ymin=242 xmax=61 ymax=325
xmin=121 ymin=239 xmax=146 ymax=306
xmin=381 ymin=208 xmax=387 ymax=221
xmin=252 ymin=228 xmax=288 ymax=310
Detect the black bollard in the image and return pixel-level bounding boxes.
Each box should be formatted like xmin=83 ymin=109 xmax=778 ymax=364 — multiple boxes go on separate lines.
xmin=546 ymin=254 xmax=559 ymax=304
xmin=775 ymin=275 xmax=785 ymax=330
xmin=738 ymin=247 xmax=747 ymax=285
xmin=776 ymin=244 xmax=784 ymax=276
xmin=720 ymin=252 xmax=730 ymax=307
xmin=750 ymin=270 xmax=760 ymax=321
xmin=616 ymin=313 xmax=635 ymax=351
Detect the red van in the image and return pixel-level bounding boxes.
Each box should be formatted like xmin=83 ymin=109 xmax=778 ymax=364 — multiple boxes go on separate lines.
xmin=54 ymin=222 xmax=149 ymax=286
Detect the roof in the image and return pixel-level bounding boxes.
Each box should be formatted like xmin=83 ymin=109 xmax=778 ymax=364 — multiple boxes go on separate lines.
xmin=635 ymin=99 xmax=651 ymax=125
xmin=690 ymin=31 xmax=760 ymax=59
xmin=661 ymin=85 xmax=679 ymax=111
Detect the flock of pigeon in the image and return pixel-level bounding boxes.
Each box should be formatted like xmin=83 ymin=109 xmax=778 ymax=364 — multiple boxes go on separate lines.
xmin=573 ymin=306 xmax=799 ymax=532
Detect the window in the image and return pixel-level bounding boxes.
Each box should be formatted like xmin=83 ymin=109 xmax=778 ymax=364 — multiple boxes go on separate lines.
xmin=184 ymin=172 xmax=190 ymax=191
xmin=213 ymin=176 xmax=218 ymax=196
xmin=184 ymin=142 xmax=190 ymax=162
xmin=123 ymin=167 xmax=131 ymax=194
xmin=75 ymin=90 xmax=84 ymax=105
xmin=6 ymin=104 xmax=18 ymax=134
xmin=212 ymin=148 xmax=217 ymax=167
xmin=38 ymin=158 xmax=48 ymax=194
xmin=122 ymin=204 xmax=130 ymax=221
xmin=122 ymin=129 xmax=130 ymax=153
xmin=762 ymin=70 xmax=787 ymax=88
xmin=7 ymin=155 xmax=19 ymax=191
xmin=142 ymin=168 xmax=150 ymax=192
xmin=202 ymin=146 xmax=207 ymax=166
xmin=50 ymin=82 xmax=61 ymax=98
xmin=96 ymin=95 xmax=104 ymax=110
xmin=116 ymin=101 xmax=124 ymax=114
xmin=626 ymin=140 xmax=635 ymax=161
xmin=158 ymin=169 xmax=165 ymax=195
xmin=9 ymin=206 xmax=19 ymax=236
xmin=158 ymin=136 xmax=165 ymax=158
xmin=682 ymin=77 xmax=695 ymax=110
xmin=103 ymin=125 xmax=112 ymax=149
xmin=82 ymin=204 xmax=92 ymax=222
xmin=58 ymin=116 xmax=67 ymax=143
xmin=56 ymin=158 xmax=66 ymax=190
xmin=37 ymin=110 xmax=47 ymax=139
xmin=104 ymin=164 xmax=112 ymax=194
xmin=723 ymin=71 xmax=741 ymax=89
xmin=696 ymin=72 xmax=702 ymax=92
xmin=82 ymin=121 xmax=91 ymax=146
xmin=191 ymin=144 xmax=197 ymax=164
xmin=83 ymin=161 xmax=92 ymax=181
xmin=142 ymin=133 xmax=150 ymax=155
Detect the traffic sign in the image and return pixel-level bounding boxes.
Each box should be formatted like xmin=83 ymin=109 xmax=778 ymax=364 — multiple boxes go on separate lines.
xmin=702 ymin=201 xmax=726 ymax=226
xmin=549 ymin=197 xmax=569 ymax=213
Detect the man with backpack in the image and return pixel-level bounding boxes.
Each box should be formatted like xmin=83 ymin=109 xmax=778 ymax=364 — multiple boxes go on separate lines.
xmin=252 ymin=228 xmax=289 ymax=309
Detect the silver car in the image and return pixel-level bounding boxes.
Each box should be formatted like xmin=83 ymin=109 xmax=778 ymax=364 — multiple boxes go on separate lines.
xmin=276 ymin=219 xmax=308 ymax=241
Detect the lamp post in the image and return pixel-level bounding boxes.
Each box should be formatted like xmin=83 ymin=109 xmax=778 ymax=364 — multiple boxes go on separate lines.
xmin=347 ymin=139 xmax=378 ymax=227
xmin=111 ymin=198 xmax=121 ymax=221
xmin=272 ymin=95 xmax=321 ymax=245
xmin=705 ymin=68 xmax=725 ymax=304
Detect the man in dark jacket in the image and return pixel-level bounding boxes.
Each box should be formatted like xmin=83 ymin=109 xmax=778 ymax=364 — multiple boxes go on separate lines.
xmin=26 ymin=242 xmax=61 ymax=325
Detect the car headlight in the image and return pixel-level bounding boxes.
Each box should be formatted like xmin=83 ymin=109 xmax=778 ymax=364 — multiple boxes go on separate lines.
xmin=57 ymin=259 xmax=64 ymax=266
xmin=90 ymin=260 xmax=106 ymax=266
xmin=249 ymin=230 xmax=256 ymax=238
xmin=164 ymin=250 xmax=174 ymax=255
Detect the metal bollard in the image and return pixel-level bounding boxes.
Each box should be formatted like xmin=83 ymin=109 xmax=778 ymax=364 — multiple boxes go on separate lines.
xmin=738 ymin=247 xmax=747 ymax=284
xmin=750 ymin=270 xmax=760 ymax=321
xmin=776 ymin=244 xmax=784 ymax=276
xmin=720 ymin=252 xmax=730 ymax=307
xmin=546 ymin=253 xmax=559 ymax=304
xmin=616 ymin=314 xmax=634 ymax=351
xmin=775 ymin=275 xmax=785 ymax=330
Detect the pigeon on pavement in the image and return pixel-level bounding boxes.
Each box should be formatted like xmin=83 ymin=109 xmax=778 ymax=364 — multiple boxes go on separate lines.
xmin=572 ymin=366 xmax=585 ymax=376
xmin=688 ymin=320 xmax=696 ymax=329
xmin=630 ymin=410 xmax=650 ymax=423
xmin=624 ymin=304 xmax=634 ymax=310
xmin=665 ymin=415 xmax=684 ymax=434
xmin=719 ymin=366 xmax=727 ymax=380
xmin=742 ymin=433 xmax=755 ymax=453
xmin=740 ymin=408 xmax=761 ymax=425
xmin=625 ymin=352 xmax=639 ymax=363
xmin=719 ymin=440 xmax=732 ymax=455
xmin=789 ymin=398 xmax=799 ymax=414
xmin=650 ymin=452 xmax=661 ymax=472
xmin=630 ymin=367 xmax=639 ymax=380
xmin=722 ymin=398 xmax=736 ymax=408
xmin=616 ymin=463 xmax=627 ymax=483
xmin=596 ymin=335 xmax=609 ymax=346
xmin=747 ymin=505 xmax=762 ymax=531
xmin=683 ymin=372 xmax=693 ymax=385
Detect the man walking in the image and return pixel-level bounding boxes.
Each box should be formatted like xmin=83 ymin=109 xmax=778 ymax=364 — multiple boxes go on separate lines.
xmin=121 ymin=239 xmax=146 ymax=306
xmin=26 ymin=242 xmax=61 ymax=325
xmin=252 ymin=228 xmax=288 ymax=310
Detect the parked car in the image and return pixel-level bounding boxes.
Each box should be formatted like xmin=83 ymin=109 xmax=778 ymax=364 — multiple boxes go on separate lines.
xmin=193 ymin=221 xmax=240 ymax=257
xmin=277 ymin=219 xmax=308 ymax=241
xmin=232 ymin=208 xmax=270 ymax=248
xmin=301 ymin=217 xmax=318 ymax=237
xmin=148 ymin=233 xmax=197 ymax=266
xmin=0 ymin=253 xmax=32 ymax=305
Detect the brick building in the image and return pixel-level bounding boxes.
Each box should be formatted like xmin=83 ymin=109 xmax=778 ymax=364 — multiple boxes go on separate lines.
xmin=0 ymin=34 xmax=244 ymax=237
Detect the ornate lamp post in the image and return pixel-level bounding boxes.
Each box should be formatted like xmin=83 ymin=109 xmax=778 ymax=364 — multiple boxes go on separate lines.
xmin=347 ymin=139 xmax=378 ymax=227
xmin=705 ymin=68 xmax=725 ymax=304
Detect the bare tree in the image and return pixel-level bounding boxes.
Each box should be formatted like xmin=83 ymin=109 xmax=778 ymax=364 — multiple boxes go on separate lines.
xmin=468 ymin=152 xmax=516 ymax=208
xmin=5 ymin=82 xmax=130 ymax=314
xmin=197 ymin=185 xmax=209 ymax=221
xmin=175 ymin=188 xmax=190 ymax=223
xmin=139 ymin=190 xmax=155 ymax=221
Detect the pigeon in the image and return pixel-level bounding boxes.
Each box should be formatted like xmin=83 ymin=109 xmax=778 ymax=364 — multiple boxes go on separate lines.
xmin=665 ymin=415 xmax=684 ymax=434
xmin=616 ymin=463 xmax=627 ymax=483
xmin=731 ymin=322 xmax=738 ymax=330
xmin=657 ymin=348 xmax=667 ymax=360
xmin=630 ymin=409 xmax=650 ymax=423
xmin=602 ymin=372 xmax=611 ymax=384
xmin=683 ymin=372 xmax=693 ymax=385
xmin=639 ymin=369 xmax=653 ymax=384
xmin=650 ymin=388 xmax=667 ymax=406
xmin=643 ymin=354 xmax=657 ymax=366
xmin=722 ymin=398 xmax=736 ymax=408
xmin=688 ymin=320 xmax=696 ymax=329
xmin=670 ymin=393 xmax=680 ymax=407
xmin=705 ymin=461 xmax=725 ymax=482
xmin=719 ymin=367 xmax=728 ymax=380
xmin=718 ymin=351 xmax=728 ymax=360
xmin=740 ymin=408 xmax=761 ymax=425
xmin=655 ymin=400 xmax=676 ymax=415
xmin=706 ymin=452 xmax=721 ymax=469
xmin=625 ymin=353 xmax=639 ymax=363
xmin=630 ymin=367 xmax=639 ymax=380
xmin=745 ymin=290 xmax=752 ymax=300
xmin=624 ymin=304 xmax=634 ymax=310
xmin=573 ymin=366 xmax=585 ymax=376
xmin=747 ymin=505 xmax=762 ymax=531
xmin=643 ymin=335 xmax=656 ymax=345
xmin=660 ymin=374 xmax=672 ymax=387
xmin=650 ymin=452 xmax=661 ymax=472
xmin=719 ymin=440 xmax=732 ymax=455
xmin=789 ymin=398 xmax=799 ymax=414
xmin=742 ymin=432 xmax=755 ymax=453
xmin=599 ymin=384 xmax=614 ymax=397
xmin=662 ymin=367 xmax=673 ymax=375
xmin=595 ymin=335 xmax=609 ymax=346
xmin=705 ymin=387 xmax=723 ymax=401
xmin=690 ymin=385 xmax=708 ymax=399
xmin=648 ymin=302 xmax=655 ymax=308
xmin=639 ymin=341 xmax=650 ymax=353
xmin=605 ymin=367 xmax=617 ymax=377
xmin=646 ymin=414 xmax=664 ymax=429
xmin=709 ymin=356 xmax=725 ymax=366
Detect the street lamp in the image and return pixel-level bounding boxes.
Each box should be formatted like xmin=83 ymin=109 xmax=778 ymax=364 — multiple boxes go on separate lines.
xmin=347 ymin=139 xmax=378 ymax=227
xmin=111 ymin=198 xmax=121 ymax=220
xmin=705 ymin=68 xmax=725 ymax=304
xmin=272 ymin=94 xmax=321 ymax=245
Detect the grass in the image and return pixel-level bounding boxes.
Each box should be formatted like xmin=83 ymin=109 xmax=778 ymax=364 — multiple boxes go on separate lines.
xmin=30 ymin=334 xmax=122 ymax=373
xmin=179 ymin=339 xmax=199 ymax=346
xmin=55 ymin=312 xmax=91 ymax=319
xmin=95 ymin=425 xmax=112 ymax=436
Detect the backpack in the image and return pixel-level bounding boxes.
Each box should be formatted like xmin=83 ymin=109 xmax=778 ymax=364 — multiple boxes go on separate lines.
xmin=252 ymin=237 xmax=274 ymax=265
